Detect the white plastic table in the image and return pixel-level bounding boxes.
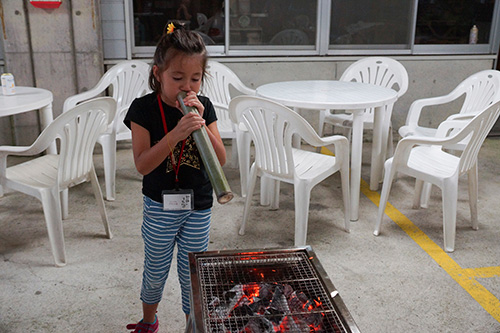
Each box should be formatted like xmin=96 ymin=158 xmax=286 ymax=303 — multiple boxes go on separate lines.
xmin=256 ymin=80 xmax=398 ymax=221
xmin=0 ymin=86 xmax=56 ymax=154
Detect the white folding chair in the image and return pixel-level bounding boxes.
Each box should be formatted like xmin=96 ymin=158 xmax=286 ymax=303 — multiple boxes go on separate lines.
xmin=374 ymin=100 xmax=500 ymax=252
xmin=200 ymin=60 xmax=256 ymax=195
xmin=63 ymin=60 xmax=151 ymax=201
xmin=229 ymin=96 xmax=350 ymax=246
xmin=0 ymin=97 xmax=116 ymax=266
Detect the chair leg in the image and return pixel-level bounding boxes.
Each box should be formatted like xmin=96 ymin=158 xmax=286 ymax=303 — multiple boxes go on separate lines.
xmin=89 ymin=165 xmax=112 ymax=239
xmin=442 ymin=178 xmax=458 ymax=252
xmin=40 ymin=188 xmax=66 ymax=267
xmin=237 ymin=130 xmax=251 ymax=197
xmin=270 ymin=179 xmax=280 ymax=210
xmin=468 ymin=162 xmax=479 ymax=230
xmin=420 ymin=182 xmax=432 ymax=208
xmin=231 ymin=138 xmax=238 ymax=168
xmin=260 ymin=176 xmax=271 ymax=206
xmin=340 ymin=162 xmax=350 ymax=233
xmin=374 ymin=160 xmax=396 ymax=236
xmin=99 ymin=134 xmax=117 ymax=201
xmin=60 ymin=189 xmax=69 ymax=219
xmin=240 ymin=165 xmax=258 ymax=236
xmin=294 ymin=181 xmax=311 ymax=247
xmin=412 ymin=179 xmax=424 ymax=209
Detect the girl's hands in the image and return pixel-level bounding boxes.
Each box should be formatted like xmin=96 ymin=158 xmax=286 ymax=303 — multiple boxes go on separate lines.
xmin=178 ymin=91 xmax=205 ymax=117
xmin=171 ymin=111 xmax=205 ymax=141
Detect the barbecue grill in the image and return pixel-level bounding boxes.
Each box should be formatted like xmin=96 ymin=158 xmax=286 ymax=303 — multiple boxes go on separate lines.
xmin=187 ymin=246 xmax=360 ymax=332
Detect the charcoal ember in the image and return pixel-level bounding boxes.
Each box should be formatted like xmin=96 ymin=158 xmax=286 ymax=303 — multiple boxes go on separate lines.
xmin=257 ymin=283 xmax=275 ymax=302
xmin=249 ymin=299 xmax=267 ymax=315
xmin=225 ymin=284 xmax=244 ymax=302
xmin=263 ymin=307 xmax=285 ymax=326
xmin=295 ymin=312 xmax=324 ymax=329
xmin=209 ymin=296 xmax=220 ymax=308
xmin=279 ymin=315 xmax=306 ymax=332
xmin=269 ymin=286 xmax=290 ymax=314
xmin=287 ymin=291 xmax=310 ymax=312
xmin=232 ymin=303 xmax=255 ymax=317
xmin=282 ymin=284 xmax=294 ymax=298
xmin=241 ymin=317 xmax=275 ymax=333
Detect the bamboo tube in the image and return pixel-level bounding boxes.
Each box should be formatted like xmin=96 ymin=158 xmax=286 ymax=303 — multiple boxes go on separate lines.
xmin=177 ymin=92 xmax=233 ymax=204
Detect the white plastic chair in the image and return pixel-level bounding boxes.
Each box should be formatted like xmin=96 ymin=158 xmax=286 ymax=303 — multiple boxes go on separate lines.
xmin=63 ymin=60 xmax=151 ymax=201
xmin=0 ymin=97 xmax=116 ymax=266
xmin=374 ymin=100 xmax=500 ymax=252
xmin=200 ymin=60 xmax=256 ymax=195
xmin=398 ymin=69 xmax=500 ymax=207
xmin=229 ymin=96 xmax=350 ymax=246
xmin=318 ymin=57 xmax=409 ymax=158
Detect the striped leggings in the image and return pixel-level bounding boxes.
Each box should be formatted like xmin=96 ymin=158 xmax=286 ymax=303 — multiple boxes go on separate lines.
xmin=140 ymin=195 xmax=211 ymax=314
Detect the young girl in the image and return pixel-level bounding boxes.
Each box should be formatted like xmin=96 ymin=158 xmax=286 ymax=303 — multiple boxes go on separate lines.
xmin=124 ymin=22 xmax=225 ymax=332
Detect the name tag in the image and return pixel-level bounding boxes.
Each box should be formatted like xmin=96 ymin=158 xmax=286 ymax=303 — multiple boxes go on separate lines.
xmin=162 ymin=189 xmax=194 ymax=211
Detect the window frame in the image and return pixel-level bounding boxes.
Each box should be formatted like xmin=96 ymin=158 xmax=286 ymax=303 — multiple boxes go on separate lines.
xmin=126 ymin=0 xmax=500 ymax=58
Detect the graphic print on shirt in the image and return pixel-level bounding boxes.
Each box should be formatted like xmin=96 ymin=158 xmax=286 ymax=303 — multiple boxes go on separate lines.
xmin=165 ymin=135 xmax=201 ymax=173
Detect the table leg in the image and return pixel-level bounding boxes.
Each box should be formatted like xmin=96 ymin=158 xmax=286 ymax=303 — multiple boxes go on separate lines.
xmin=292 ymin=108 xmax=301 ymax=148
xmin=350 ymin=109 xmax=364 ymax=221
xmin=39 ymin=104 xmax=57 ymax=155
xmin=370 ymin=105 xmax=384 ymax=190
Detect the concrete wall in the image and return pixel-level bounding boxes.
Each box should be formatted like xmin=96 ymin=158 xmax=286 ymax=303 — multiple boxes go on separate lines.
xmin=0 ymin=0 xmax=104 ymax=146
xmin=218 ymin=57 xmax=496 ymax=138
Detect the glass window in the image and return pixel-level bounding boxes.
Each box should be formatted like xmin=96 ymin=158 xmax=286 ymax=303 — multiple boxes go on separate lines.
xmin=415 ymin=0 xmax=495 ymax=45
xmin=129 ymin=0 xmax=500 ymax=57
xmin=133 ymin=0 xmax=225 ymax=47
xmin=228 ymin=0 xmax=316 ymax=48
xmin=329 ymin=0 xmax=413 ymax=48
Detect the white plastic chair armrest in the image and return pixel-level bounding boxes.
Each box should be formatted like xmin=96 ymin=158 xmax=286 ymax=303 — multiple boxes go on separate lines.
xmin=405 ymin=92 xmax=465 ymax=127
xmin=0 ymin=145 xmax=35 ymax=156
xmin=63 ymin=84 xmax=109 ymax=112
xmin=301 ymin=133 xmax=349 ymax=156
xmin=394 ymin=126 xmax=469 ymax=163
xmin=0 ymin=133 xmax=55 ymax=157
xmin=236 ymin=84 xmax=256 ymax=96
xmin=435 ymin=118 xmax=471 ymax=138
xmin=446 ymin=114 xmax=475 ymax=121
xmin=212 ymin=101 xmax=228 ymax=111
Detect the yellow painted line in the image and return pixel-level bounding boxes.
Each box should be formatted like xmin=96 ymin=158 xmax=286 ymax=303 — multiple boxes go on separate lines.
xmin=461 ymin=267 xmax=500 ymax=279
xmin=320 ymin=146 xmax=334 ymax=156
xmin=360 ymin=179 xmax=500 ymax=322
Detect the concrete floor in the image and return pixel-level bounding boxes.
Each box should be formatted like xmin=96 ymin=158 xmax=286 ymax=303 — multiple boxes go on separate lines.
xmin=1 ymin=138 xmax=499 ymax=333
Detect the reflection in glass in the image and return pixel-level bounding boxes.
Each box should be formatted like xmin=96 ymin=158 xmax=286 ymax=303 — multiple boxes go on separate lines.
xmin=228 ymin=0 xmax=316 ymax=46
xmin=415 ymin=0 xmax=495 ymax=44
xmin=133 ymin=0 xmax=225 ymax=46
xmin=330 ymin=0 xmax=412 ymax=47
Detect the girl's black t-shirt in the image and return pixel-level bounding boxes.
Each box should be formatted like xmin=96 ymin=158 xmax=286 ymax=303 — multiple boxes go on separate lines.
xmin=124 ymin=92 xmax=218 ymax=210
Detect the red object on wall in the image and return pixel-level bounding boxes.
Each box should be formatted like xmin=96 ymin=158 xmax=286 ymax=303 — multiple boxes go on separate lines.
xmin=30 ymin=1 xmax=62 ymax=9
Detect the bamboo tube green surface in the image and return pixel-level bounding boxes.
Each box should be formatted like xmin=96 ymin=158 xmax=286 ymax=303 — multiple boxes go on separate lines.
xmin=177 ymin=92 xmax=233 ymax=204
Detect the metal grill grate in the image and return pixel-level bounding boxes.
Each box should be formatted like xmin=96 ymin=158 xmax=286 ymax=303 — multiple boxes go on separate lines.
xmin=190 ymin=250 xmax=356 ymax=333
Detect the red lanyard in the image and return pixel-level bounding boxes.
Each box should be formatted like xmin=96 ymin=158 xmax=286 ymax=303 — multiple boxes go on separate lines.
xmin=157 ymin=94 xmax=186 ymax=186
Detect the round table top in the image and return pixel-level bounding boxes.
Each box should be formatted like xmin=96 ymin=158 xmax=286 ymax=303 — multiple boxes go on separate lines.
xmin=256 ymin=80 xmax=398 ymax=110
xmin=0 ymin=86 xmax=53 ymax=117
